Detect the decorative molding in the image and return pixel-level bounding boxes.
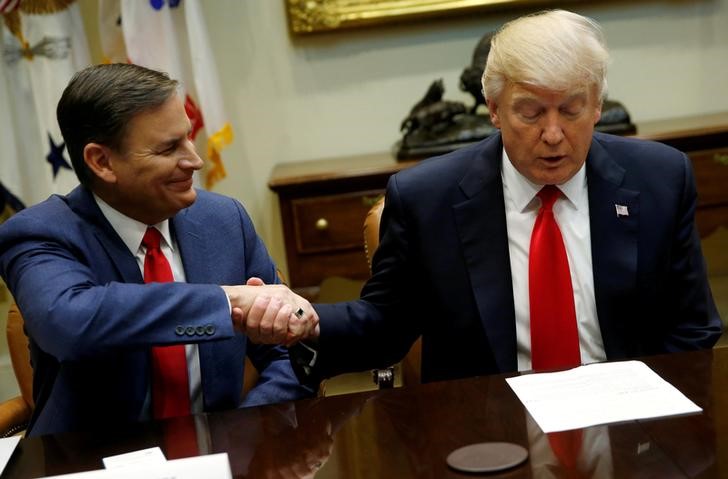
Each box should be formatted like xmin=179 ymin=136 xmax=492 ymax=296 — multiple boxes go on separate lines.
xmin=285 ymin=0 xmax=555 ymax=34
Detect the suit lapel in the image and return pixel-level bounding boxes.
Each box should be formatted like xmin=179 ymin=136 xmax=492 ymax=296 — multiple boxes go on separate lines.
xmin=67 ymin=187 xmax=148 ymax=415
xmin=67 ymin=187 xmax=142 ymax=283
xmin=171 ymin=208 xmax=210 ymax=284
xmin=172 ymin=206 xmax=241 ymax=408
xmin=586 ymin=139 xmax=640 ymax=359
xmin=453 ymin=135 xmax=517 ymax=372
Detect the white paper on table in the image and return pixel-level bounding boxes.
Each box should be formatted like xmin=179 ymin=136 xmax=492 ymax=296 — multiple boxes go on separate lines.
xmin=102 ymin=447 xmax=167 ymax=469
xmin=41 ymin=452 xmax=232 ymax=479
xmin=505 ymin=360 xmax=702 ymax=433
xmin=0 ymin=436 xmax=21 ymax=475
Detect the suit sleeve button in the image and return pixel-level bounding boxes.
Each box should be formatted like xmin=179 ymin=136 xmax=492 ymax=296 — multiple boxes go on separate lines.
xmin=175 ymin=326 xmax=185 ymax=336
xmin=185 ymin=326 xmax=196 ymax=336
xmin=205 ymin=324 xmax=215 ymax=335
xmin=195 ymin=325 xmax=206 ymax=336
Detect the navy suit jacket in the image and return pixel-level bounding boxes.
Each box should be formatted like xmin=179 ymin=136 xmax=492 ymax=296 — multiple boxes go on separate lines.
xmin=0 ymin=186 xmax=313 ymax=436
xmin=314 ymin=132 xmax=722 ymax=383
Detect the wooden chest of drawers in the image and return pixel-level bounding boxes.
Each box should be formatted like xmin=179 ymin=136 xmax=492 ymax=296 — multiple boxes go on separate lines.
xmin=269 ymin=113 xmax=728 ymax=295
xmin=269 ymin=153 xmax=418 ymax=296
xmin=636 ymin=112 xmax=728 ymax=238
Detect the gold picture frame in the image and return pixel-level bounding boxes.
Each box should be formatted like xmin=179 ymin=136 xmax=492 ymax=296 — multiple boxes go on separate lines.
xmin=286 ymin=0 xmax=553 ymax=34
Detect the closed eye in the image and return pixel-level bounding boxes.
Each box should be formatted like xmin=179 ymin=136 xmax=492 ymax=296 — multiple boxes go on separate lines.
xmin=158 ymin=144 xmax=177 ymax=156
xmin=156 ymin=137 xmax=186 ymax=156
xmin=560 ymin=97 xmax=587 ymax=118
xmin=515 ymin=104 xmax=542 ymax=121
xmin=561 ymin=106 xmax=584 ymax=118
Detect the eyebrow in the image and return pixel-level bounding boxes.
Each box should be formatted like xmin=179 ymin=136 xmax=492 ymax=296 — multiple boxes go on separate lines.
xmin=511 ymin=91 xmax=587 ymax=106
xmin=511 ymin=97 xmax=541 ymax=108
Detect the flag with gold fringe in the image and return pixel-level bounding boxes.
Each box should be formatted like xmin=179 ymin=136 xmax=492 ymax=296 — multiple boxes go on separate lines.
xmin=99 ymin=0 xmax=232 ymax=189
xmin=1 ymin=0 xmax=90 ymax=301
xmin=0 ymin=0 xmax=89 ymax=209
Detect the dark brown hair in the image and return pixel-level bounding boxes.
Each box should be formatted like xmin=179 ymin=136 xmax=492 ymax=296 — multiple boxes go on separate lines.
xmin=57 ymin=63 xmax=179 ymax=187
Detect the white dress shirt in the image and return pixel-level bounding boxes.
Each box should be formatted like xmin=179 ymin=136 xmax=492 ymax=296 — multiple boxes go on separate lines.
xmin=94 ymin=195 xmax=204 ymax=414
xmin=500 ymin=149 xmax=606 ymax=371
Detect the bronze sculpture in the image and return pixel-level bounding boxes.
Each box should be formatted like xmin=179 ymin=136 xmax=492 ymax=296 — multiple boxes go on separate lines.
xmin=396 ymin=32 xmax=635 ymax=160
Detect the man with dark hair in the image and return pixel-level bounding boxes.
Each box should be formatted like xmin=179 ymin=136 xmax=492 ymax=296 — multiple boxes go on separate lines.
xmin=0 ymin=63 xmax=317 ymax=437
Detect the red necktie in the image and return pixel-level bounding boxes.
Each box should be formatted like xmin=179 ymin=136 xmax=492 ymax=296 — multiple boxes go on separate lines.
xmin=142 ymin=227 xmax=191 ymax=419
xmin=529 ymin=185 xmax=580 ymax=371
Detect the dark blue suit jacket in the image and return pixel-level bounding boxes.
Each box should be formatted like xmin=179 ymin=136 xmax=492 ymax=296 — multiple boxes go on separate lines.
xmin=0 ymin=186 xmax=313 ymax=436
xmin=315 ymin=132 xmax=722 ymax=382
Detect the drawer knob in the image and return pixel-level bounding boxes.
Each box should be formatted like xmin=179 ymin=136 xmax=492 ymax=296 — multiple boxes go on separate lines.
xmin=714 ymin=153 xmax=728 ymax=166
xmin=315 ymin=218 xmax=329 ymax=231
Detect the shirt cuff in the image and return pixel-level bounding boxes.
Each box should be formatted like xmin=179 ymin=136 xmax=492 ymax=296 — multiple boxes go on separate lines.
xmin=220 ymin=286 xmax=232 ymax=313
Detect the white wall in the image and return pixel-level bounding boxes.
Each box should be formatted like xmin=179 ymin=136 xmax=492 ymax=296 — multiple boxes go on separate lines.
xmin=197 ymin=0 xmax=728 ymax=274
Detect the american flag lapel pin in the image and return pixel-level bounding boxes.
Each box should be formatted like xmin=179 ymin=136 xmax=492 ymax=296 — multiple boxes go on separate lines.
xmin=615 ymin=204 xmax=629 ymax=217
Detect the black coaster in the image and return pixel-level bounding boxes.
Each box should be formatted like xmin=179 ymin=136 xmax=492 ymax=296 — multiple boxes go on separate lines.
xmin=446 ymin=442 xmax=528 ymax=473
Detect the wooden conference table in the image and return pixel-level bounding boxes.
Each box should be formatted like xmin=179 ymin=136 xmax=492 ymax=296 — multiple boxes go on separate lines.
xmin=4 ymin=348 xmax=728 ymax=478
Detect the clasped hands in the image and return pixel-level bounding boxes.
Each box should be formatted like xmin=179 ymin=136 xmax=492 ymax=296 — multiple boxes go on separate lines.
xmin=222 ymin=277 xmax=319 ymax=345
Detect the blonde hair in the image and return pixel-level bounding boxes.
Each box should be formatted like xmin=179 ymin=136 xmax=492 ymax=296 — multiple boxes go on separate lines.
xmin=482 ymin=10 xmax=609 ymax=102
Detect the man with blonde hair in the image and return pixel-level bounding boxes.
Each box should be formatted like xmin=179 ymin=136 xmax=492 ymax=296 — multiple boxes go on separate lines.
xmin=259 ymin=10 xmax=722 ymax=383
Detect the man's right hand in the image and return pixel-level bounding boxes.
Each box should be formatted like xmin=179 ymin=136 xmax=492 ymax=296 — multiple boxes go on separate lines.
xmin=222 ymin=280 xmax=319 ymax=345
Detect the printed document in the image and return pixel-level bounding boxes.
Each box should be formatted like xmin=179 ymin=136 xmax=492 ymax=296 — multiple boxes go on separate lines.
xmin=506 ymin=360 xmax=701 ymax=432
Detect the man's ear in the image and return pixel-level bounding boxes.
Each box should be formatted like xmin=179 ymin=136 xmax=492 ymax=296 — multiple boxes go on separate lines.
xmin=593 ymin=101 xmax=603 ymax=125
xmin=486 ymin=98 xmax=501 ymax=128
xmin=83 ymin=143 xmax=117 ymax=184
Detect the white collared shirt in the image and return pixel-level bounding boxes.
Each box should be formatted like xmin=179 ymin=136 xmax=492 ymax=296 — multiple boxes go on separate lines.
xmin=501 ymin=149 xmax=606 ymax=371
xmin=94 ymin=195 xmax=203 ymax=414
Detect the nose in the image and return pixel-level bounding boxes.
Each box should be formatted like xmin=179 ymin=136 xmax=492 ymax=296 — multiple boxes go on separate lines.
xmin=541 ymin=111 xmax=564 ymax=145
xmin=179 ymin=138 xmax=204 ymax=171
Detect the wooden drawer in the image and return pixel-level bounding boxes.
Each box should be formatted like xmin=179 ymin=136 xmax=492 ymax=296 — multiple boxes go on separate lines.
xmin=292 ymin=190 xmax=383 ymax=254
xmin=690 ymin=148 xmax=728 ymax=207
xmin=269 ymin=152 xmax=415 ymax=291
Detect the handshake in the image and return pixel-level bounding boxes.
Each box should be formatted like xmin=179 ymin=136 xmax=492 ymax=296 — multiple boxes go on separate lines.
xmin=222 ymin=277 xmax=319 ymax=345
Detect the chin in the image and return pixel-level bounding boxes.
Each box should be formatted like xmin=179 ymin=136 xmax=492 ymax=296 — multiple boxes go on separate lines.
xmin=183 ymin=192 xmax=198 ymax=207
xmin=176 ymin=190 xmax=198 ymax=209
xmin=534 ymin=169 xmax=575 ymax=186
xmin=531 ymin=175 xmax=563 ymax=186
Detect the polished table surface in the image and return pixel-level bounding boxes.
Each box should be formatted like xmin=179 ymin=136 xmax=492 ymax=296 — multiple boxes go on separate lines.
xmin=4 ymin=348 xmax=728 ymax=478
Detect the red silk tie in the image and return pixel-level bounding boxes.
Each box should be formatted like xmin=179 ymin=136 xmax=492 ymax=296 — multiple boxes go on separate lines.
xmin=529 ymin=185 xmax=581 ymax=371
xmin=142 ymin=227 xmax=191 ymax=419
